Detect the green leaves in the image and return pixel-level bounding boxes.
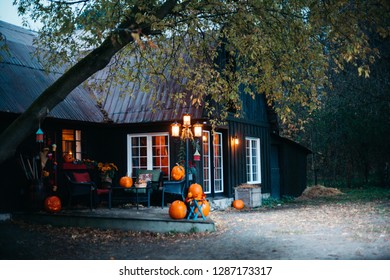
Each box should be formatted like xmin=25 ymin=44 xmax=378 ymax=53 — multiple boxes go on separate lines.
xmin=12 ymin=0 xmax=390 ymax=127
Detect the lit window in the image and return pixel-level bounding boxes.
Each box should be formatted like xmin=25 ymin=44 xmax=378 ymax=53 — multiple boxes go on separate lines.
xmin=62 ymin=129 xmax=82 ymax=160
xmin=127 ymin=133 xmax=169 ymax=178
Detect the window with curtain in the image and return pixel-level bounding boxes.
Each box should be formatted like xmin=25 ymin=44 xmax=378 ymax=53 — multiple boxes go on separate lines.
xmin=127 ymin=133 xmax=169 ymax=178
xmin=62 ymin=129 xmax=82 ymax=160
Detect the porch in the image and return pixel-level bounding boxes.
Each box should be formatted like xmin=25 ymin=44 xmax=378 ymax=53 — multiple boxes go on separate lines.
xmin=10 ymin=205 xmax=216 ymax=233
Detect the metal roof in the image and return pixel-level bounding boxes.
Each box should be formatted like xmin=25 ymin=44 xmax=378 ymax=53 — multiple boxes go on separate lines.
xmin=0 ymin=21 xmax=204 ymax=125
xmin=0 ymin=21 xmax=104 ymax=123
xmin=92 ymin=70 xmax=204 ymax=124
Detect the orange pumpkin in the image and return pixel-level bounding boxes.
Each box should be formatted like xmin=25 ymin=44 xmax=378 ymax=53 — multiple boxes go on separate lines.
xmin=63 ymin=153 xmax=74 ymax=163
xmin=171 ymin=164 xmax=185 ymax=181
xmin=119 ymin=176 xmax=133 ymax=188
xmin=169 ymin=200 xmax=187 ymax=219
xmin=44 ymin=196 xmax=62 ymax=213
xmin=188 ymin=183 xmax=203 ymax=200
xmin=195 ymin=200 xmax=210 ymax=217
xmin=232 ymin=199 xmax=245 ymax=210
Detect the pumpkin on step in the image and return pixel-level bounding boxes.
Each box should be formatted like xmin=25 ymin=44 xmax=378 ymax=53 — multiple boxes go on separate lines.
xmin=169 ymin=200 xmax=187 ymax=219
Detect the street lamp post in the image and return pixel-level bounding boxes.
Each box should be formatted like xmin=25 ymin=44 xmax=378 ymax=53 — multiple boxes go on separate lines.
xmin=171 ymin=114 xmax=202 ymax=189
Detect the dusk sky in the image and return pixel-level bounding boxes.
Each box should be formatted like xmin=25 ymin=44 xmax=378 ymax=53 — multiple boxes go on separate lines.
xmin=0 ymin=0 xmax=40 ymax=29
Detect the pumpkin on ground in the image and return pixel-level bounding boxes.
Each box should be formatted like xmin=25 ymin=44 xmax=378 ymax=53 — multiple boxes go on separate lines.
xmin=119 ymin=176 xmax=133 ymax=188
xmin=169 ymin=200 xmax=187 ymax=219
xmin=188 ymin=183 xmax=203 ymax=200
xmin=171 ymin=164 xmax=185 ymax=181
xmin=44 ymin=196 xmax=62 ymax=213
xmin=195 ymin=199 xmax=210 ymax=217
xmin=232 ymin=199 xmax=245 ymax=210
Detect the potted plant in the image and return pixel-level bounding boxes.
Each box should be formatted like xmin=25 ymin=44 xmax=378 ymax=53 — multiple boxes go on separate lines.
xmin=98 ymin=162 xmax=118 ymax=185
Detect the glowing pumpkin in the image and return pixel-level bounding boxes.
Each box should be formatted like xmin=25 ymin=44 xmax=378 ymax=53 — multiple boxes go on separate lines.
xmin=188 ymin=183 xmax=203 ymax=200
xmin=195 ymin=200 xmax=210 ymax=217
xmin=171 ymin=164 xmax=185 ymax=181
xmin=232 ymin=199 xmax=245 ymax=210
xmin=119 ymin=176 xmax=133 ymax=188
xmin=44 ymin=196 xmax=62 ymax=213
xmin=169 ymin=200 xmax=187 ymax=219
xmin=63 ymin=153 xmax=74 ymax=163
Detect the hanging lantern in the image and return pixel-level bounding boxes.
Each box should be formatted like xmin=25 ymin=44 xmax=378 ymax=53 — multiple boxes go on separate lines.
xmin=36 ymin=128 xmax=44 ymax=143
xmin=193 ymin=122 xmax=203 ymax=138
xmin=193 ymin=149 xmax=200 ymax=161
xmin=183 ymin=114 xmax=191 ymax=127
xmin=171 ymin=122 xmax=180 ymax=137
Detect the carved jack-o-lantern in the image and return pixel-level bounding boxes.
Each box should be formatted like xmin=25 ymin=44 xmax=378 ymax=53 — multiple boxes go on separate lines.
xmin=44 ymin=196 xmax=62 ymax=213
xmin=171 ymin=164 xmax=185 ymax=181
xmin=63 ymin=153 xmax=74 ymax=163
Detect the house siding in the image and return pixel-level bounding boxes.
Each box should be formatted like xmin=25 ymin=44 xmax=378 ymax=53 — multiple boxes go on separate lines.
xmin=271 ymin=134 xmax=311 ymax=197
xmin=227 ymin=119 xmax=271 ymax=194
xmin=0 ymin=21 xmax=311 ymax=211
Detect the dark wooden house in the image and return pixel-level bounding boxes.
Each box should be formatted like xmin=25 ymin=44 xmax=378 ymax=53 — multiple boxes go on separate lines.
xmin=0 ymin=21 xmax=310 ymax=212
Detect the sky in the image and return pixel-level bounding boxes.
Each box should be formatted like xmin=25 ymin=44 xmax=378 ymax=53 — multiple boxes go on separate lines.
xmin=0 ymin=0 xmax=41 ymax=30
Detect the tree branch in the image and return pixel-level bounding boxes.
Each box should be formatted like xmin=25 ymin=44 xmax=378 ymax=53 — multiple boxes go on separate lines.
xmin=0 ymin=0 xmax=179 ymax=163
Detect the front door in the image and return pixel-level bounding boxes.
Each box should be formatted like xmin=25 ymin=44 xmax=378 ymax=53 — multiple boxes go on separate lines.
xmin=202 ymin=130 xmax=224 ymax=195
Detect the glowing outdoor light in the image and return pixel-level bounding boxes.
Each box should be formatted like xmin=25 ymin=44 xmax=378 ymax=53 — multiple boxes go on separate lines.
xmin=183 ymin=114 xmax=191 ymax=127
xmin=171 ymin=122 xmax=180 ymax=137
xmin=193 ymin=123 xmax=203 ymax=138
xmin=233 ymin=136 xmax=239 ymax=146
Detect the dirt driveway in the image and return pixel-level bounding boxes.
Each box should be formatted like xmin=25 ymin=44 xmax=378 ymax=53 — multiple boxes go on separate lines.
xmin=0 ymin=195 xmax=389 ymax=260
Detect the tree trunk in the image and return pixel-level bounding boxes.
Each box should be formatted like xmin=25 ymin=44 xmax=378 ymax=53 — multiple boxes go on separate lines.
xmin=0 ymin=0 xmax=178 ymax=164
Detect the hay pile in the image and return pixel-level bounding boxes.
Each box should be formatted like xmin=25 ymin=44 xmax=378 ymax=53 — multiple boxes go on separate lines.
xmin=297 ymin=185 xmax=343 ymax=200
xmin=235 ymin=184 xmax=261 ymax=189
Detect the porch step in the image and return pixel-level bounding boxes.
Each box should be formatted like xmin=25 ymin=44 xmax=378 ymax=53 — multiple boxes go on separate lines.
xmin=209 ymin=197 xmax=234 ymax=210
xmin=11 ymin=207 xmax=215 ymax=233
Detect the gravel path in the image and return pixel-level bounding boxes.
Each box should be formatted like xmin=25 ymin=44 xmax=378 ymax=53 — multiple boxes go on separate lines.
xmin=0 ymin=199 xmax=389 ymax=260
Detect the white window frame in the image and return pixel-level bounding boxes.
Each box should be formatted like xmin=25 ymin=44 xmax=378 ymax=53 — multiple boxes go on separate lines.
xmin=127 ymin=133 xmax=170 ymax=177
xmin=246 ymin=137 xmax=262 ymax=184
xmin=213 ymin=132 xmax=224 ymax=193
xmin=202 ymin=131 xmax=211 ymax=194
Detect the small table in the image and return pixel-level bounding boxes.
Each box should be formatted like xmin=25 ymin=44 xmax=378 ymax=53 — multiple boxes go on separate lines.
xmin=112 ymin=185 xmax=152 ymax=210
